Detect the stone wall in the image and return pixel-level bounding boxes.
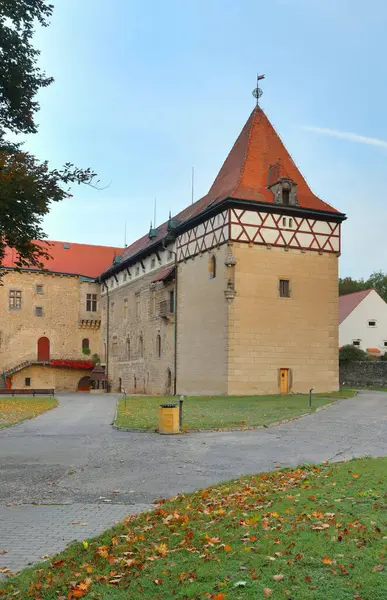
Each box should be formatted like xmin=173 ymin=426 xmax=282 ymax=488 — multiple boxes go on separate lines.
xmin=11 ymin=365 xmax=92 ymax=391
xmin=102 ymin=267 xmax=174 ymax=394
xmin=228 ymin=243 xmax=339 ymax=394
xmin=0 ymin=271 xmax=101 ymax=374
xmin=340 ymin=361 xmax=387 ymax=387
xmin=176 ymin=245 xmax=229 ymax=395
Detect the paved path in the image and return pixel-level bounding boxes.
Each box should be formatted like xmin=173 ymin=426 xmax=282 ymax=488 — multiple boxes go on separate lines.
xmin=0 ymin=391 xmax=386 ymax=573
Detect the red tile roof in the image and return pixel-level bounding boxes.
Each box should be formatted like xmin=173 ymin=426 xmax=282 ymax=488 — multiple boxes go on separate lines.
xmin=3 ymin=240 xmax=123 ymax=279
xmin=367 ymin=348 xmax=380 ymax=354
xmin=339 ymin=289 xmax=374 ymax=324
xmin=151 ymin=266 xmax=175 ymax=283
xmin=117 ymin=106 xmax=342 ymax=269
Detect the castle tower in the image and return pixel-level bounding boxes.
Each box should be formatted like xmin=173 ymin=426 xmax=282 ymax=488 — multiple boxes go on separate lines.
xmin=101 ymin=90 xmax=345 ymax=396
xmin=175 ymin=103 xmax=345 ymax=395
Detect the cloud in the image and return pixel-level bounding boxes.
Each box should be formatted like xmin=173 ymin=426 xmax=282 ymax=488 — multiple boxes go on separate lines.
xmin=303 ymin=126 xmax=387 ymax=149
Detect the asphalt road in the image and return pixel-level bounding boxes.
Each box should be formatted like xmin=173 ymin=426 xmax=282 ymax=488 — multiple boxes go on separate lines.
xmin=1 ymin=391 xmax=387 ymax=507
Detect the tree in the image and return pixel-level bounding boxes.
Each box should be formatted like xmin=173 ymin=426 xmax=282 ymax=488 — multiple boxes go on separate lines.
xmin=339 ymin=344 xmax=367 ymax=363
xmin=339 ymin=277 xmax=367 ymax=297
xmin=366 ymin=271 xmax=387 ymax=304
xmin=0 ymin=0 xmax=97 ymax=270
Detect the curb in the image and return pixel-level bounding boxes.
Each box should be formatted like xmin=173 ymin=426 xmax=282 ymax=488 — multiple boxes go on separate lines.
xmin=111 ymin=393 xmax=357 ymax=434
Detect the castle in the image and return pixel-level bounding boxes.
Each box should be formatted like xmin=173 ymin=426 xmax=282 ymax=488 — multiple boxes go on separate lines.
xmin=1 ymin=102 xmax=345 ymax=395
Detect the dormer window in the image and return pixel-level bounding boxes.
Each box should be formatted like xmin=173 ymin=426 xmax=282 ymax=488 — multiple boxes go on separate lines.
xmin=267 ymin=164 xmax=299 ymax=207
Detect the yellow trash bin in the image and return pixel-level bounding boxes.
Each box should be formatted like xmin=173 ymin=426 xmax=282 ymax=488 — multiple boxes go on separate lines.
xmin=159 ymin=404 xmax=179 ymax=435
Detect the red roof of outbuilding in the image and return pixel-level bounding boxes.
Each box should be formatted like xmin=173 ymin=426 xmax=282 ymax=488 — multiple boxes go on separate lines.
xmin=116 ymin=106 xmax=342 ymax=269
xmin=3 ymin=240 xmax=123 ymax=279
xmin=339 ymin=289 xmax=374 ymax=324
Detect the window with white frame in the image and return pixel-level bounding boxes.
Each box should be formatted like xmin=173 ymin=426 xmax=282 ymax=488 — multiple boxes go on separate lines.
xmin=352 ymin=339 xmax=361 ymax=347
xmin=368 ymin=320 xmax=377 ymax=327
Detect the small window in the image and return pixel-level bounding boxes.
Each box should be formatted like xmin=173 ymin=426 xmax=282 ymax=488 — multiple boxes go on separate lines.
xmin=36 ymin=284 xmax=44 ymax=294
xmin=111 ymin=301 xmax=115 ymax=315
xmin=209 ymin=255 xmax=216 ymax=279
xmin=123 ymin=298 xmax=128 ymax=320
xmin=86 ymin=293 xmax=97 ymax=312
xmin=123 ymin=272 xmax=127 ymax=282
xmin=279 ymin=279 xmax=290 ymax=298
xmin=368 ymin=320 xmax=377 ymax=327
xmin=136 ymin=295 xmax=140 ymax=318
xmin=126 ymin=337 xmax=130 ymax=359
xmin=151 ymin=257 xmax=156 ymax=269
xmin=282 ymin=189 xmax=290 ymax=206
xmin=9 ymin=290 xmax=22 ymax=310
xmin=169 ymin=290 xmax=175 ymax=313
xmin=289 ymin=218 xmax=293 ymax=228
xmin=157 ymin=334 xmax=161 ymax=358
xmin=135 ymin=265 xmax=140 ymax=276
xmin=25 ymin=377 xmax=31 ymax=387
xmin=152 ymin=291 xmax=156 ymax=315
xmin=82 ymin=338 xmax=90 ymax=351
xmin=139 ymin=335 xmax=144 ymax=358
xmin=282 ymin=217 xmax=287 ymax=227
xmin=383 ymin=341 xmax=387 ymax=348
xmin=35 ymin=306 xmax=44 ymax=317
xmin=352 ymin=340 xmax=361 ymax=347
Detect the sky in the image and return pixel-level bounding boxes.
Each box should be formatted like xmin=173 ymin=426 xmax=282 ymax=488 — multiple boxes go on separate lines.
xmin=26 ymin=0 xmax=387 ymax=279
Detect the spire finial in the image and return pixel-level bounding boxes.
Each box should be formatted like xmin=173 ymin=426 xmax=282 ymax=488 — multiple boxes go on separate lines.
xmin=252 ymin=73 xmax=265 ymax=106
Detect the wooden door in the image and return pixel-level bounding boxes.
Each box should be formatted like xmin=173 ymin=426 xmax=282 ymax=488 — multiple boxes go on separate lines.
xmin=280 ymin=368 xmax=289 ymax=394
xmin=37 ymin=337 xmax=50 ymax=361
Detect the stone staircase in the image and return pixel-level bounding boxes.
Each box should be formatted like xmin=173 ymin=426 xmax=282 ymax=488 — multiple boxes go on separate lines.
xmin=1 ymin=357 xmax=44 ymax=390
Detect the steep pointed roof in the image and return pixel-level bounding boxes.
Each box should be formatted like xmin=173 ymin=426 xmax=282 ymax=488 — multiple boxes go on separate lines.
xmin=206 ymin=106 xmax=339 ymax=213
xmin=104 ymin=106 xmax=342 ymax=275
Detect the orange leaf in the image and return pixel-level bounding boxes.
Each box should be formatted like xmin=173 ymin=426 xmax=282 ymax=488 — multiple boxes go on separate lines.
xmin=224 ymin=545 xmax=232 ymax=552
xmin=263 ymin=588 xmax=273 ymax=597
xmin=322 ymin=556 xmax=333 ymax=565
xmin=212 ymin=594 xmax=226 ymax=600
xmin=372 ymin=564 xmax=384 ymax=572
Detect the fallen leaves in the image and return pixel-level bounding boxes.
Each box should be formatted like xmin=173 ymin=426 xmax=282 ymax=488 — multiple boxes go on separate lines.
xmin=372 ymin=564 xmax=384 ymax=572
xmin=263 ymin=587 xmax=273 ymax=597
xmin=273 ymin=573 xmax=284 ymax=581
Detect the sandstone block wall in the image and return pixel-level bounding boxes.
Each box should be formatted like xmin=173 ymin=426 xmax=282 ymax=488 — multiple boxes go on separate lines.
xmin=176 ymin=245 xmax=228 ymax=395
xmin=228 ymin=243 xmax=339 ymax=394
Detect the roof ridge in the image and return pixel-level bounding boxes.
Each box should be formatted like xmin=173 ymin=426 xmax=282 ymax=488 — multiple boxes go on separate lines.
xmin=229 ymin=107 xmax=257 ymax=198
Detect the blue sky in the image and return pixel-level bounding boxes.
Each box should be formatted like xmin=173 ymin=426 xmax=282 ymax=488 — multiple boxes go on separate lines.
xmin=27 ymin=0 xmax=387 ymax=278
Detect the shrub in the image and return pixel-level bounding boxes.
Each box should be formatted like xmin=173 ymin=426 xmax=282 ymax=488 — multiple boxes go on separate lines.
xmin=82 ymin=347 xmax=91 ymax=355
xmin=339 ymin=344 xmax=367 ymax=363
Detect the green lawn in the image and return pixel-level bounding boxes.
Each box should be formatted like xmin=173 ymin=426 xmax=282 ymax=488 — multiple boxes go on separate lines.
xmin=2 ymin=458 xmax=386 ymax=600
xmin=0 ymin=396 xmax=58 ymax=428
xmin=115 ymin=391 xmax=357 ymax=431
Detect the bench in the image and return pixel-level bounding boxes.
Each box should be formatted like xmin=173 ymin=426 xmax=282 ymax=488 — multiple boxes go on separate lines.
xmin=0 ymin=389 xmax=55 ymax=397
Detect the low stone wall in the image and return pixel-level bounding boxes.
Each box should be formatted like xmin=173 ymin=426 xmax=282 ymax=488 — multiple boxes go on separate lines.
xmin=340 ymin=361 xmax=387 ymax=388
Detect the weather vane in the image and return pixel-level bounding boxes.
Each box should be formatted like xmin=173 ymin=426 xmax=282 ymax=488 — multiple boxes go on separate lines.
xmin=252 ymin=73 xmax=265 ymax=106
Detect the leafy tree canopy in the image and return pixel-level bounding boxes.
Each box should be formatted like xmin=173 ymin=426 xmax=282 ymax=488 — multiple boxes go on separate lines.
xmin=339 ymin=271 xmax=387 ymax=304
xmin=0 ymin=0 xmax=97 ymax=271
xmin=339 ymin=344 xmax=367 ymax=363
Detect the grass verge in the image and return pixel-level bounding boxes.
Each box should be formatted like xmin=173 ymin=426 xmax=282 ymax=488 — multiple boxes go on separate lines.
xmin=115 ymin=391 xmax=357 ymax=431
xmin=1 ymin=457 xmax=386 ymax=599
xmin=0 ymin=396 xmax=58 ymax=428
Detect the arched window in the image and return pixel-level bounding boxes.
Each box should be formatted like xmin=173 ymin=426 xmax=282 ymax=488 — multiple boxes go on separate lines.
xmin=82 ymin=338 xmax=90 ymax=353
xmin=209 ymin=254 xmax=216 ymax=279
xmin=139 ymin=335 xmax=144 ymax=358
xmin=126 ymin=337 xmax=130 ymax=359
xmin=156 ymin=334 xmax=161 ymax=358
